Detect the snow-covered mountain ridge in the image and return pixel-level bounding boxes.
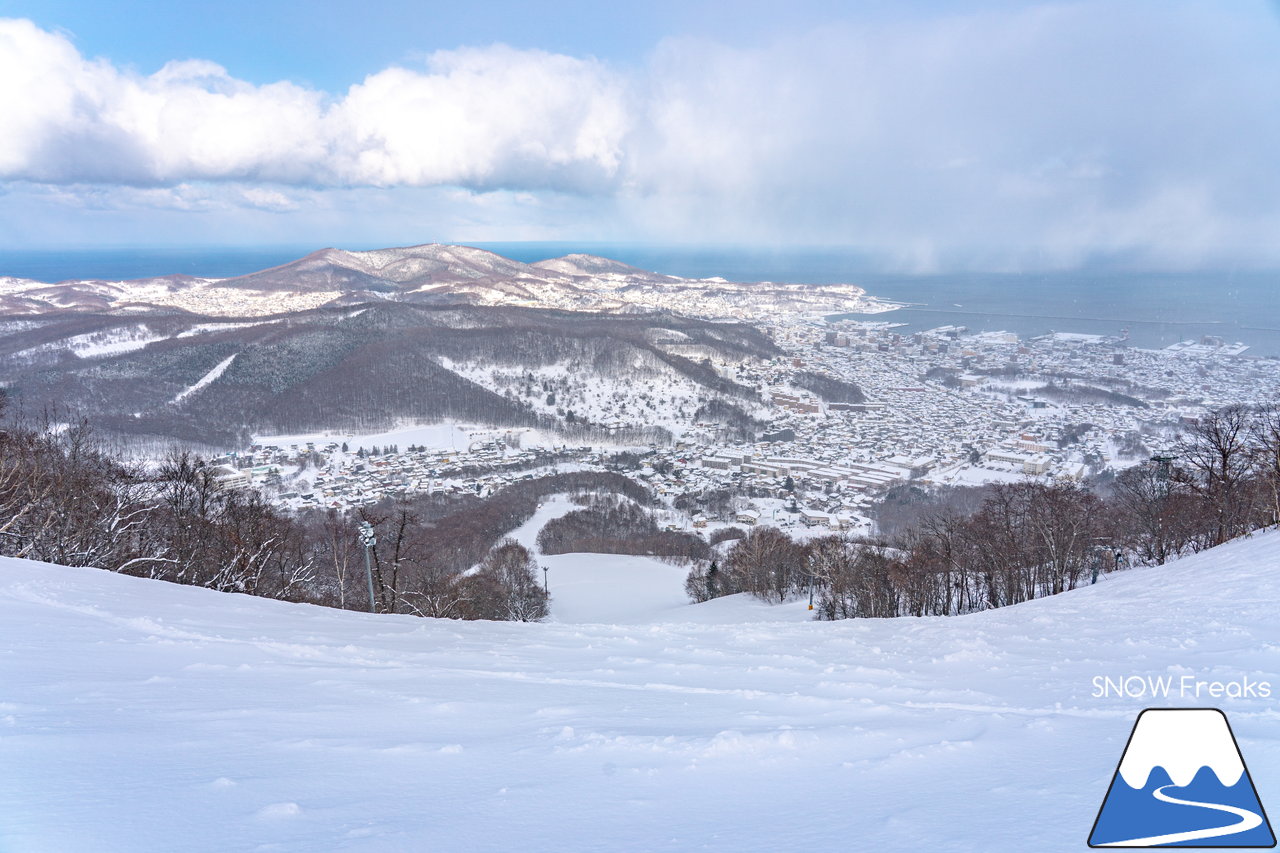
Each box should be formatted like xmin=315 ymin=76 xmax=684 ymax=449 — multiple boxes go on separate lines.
xmin=0 ymin=243 xmax=891 ymax=320
xmin=1 ymin=527 xmax=1277 ymax=852
xmin=0 ymin=302 xmax=777 ymax=446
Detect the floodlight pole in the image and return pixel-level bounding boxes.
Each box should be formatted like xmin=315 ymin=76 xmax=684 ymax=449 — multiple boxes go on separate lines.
xmin=542 ymin=564 xmax=549 ymax=594
xmin=359 ymin=521 xmax=377 ymax=613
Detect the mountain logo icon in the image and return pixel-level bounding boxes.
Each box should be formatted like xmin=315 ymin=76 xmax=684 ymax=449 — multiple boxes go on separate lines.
xmin=1089 ymin=708 xmax=1276 ymax=847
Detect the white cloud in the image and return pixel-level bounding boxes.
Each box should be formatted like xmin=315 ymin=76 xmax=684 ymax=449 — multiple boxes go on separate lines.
xmin=331 ymin=46 xmax=630 ymax=190
xmin=2 ymin=3 xmax=1279 ymax=268
xmin=0 ymin=20 xmax=328 ymax=184
xmin=0 ymin=19 xmax=630 ymax=191
xmin=238 ymin=187 xmax=299 ymax=212
xmin=619 ymin=2 xmax=1280 ymax=268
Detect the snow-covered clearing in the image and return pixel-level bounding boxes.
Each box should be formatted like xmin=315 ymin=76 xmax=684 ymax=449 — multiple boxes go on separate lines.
xmin=13 ymin=324 xmax=169 ymax=362
xmin=66 ymin=325 xmax=170 ymax=358
xmin=1 ymin=530 xmax=1278 ymax=852
xmin=171 ymin=353 xmax=237 ymax=405
xmin=252 ymin=423 xmax=558 ymax=454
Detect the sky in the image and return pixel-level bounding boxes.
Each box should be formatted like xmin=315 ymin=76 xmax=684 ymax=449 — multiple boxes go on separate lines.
xmin=0 ymin=0 xmax=1278 ymax=271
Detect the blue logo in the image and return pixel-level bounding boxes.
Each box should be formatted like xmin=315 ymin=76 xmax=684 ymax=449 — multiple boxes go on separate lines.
xmin=1089 ymin=708 xmax=1275 ymax=847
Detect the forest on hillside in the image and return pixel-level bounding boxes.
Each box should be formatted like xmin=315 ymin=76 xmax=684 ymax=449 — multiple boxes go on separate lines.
xmin=0 ymin=303 xmax=777 ymax=446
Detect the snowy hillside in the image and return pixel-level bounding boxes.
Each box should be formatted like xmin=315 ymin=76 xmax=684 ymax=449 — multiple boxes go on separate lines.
xmin=0 ymin=244 xmax=891 ymax=321
xmin=2 ymin=531 xmax=1278 ymax=852
xmin=0 ymin=303 xmax=774 ymax=446
xmin=439 ymin=354 xmax=767 ymax=436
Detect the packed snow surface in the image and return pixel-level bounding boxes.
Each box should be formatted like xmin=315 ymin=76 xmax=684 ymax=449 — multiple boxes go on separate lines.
xmin=505 ymin=495 xmax=696 ymax=625
xmin=2 ymin=530 xmax=1279 ymax=852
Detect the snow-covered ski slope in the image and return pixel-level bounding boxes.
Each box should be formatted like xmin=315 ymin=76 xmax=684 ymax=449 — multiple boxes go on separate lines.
xmin=1 ymin=531 xmax=1278 ymax=853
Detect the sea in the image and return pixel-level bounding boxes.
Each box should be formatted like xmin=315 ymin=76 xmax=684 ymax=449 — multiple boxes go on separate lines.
xmin=2 ymin=244 xmax=1278 ymax=357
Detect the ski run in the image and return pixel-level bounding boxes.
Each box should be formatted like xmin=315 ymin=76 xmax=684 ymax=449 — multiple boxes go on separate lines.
xmin=1 ymin=529 xmax=1278 ymax=852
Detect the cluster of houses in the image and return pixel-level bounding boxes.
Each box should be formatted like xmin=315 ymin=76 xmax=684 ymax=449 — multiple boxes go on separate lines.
xmin=743 ymin=315 xmax=1278 ymax=492
xmin=211 ymin=310 xmax=1278 ymax=547
xmin=700 ymin=450 xmax=927 ymax=492
xmin=212 ymin=438 xmax=579 ymax=510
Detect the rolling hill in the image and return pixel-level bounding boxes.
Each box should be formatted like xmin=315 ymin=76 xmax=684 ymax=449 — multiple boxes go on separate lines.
xmin=0 ymin=244 xmax=888 ymax=320
xmin=0 ymin=302 xmax=778 ymax=446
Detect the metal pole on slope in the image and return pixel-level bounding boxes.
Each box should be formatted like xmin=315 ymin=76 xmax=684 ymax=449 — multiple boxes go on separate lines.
xmin=359 ymin=521 xmax=377 ymax=613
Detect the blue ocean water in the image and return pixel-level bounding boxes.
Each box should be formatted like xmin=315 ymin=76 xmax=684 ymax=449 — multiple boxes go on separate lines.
xmin=2 ymin=245 xmax=1278 ymax=357
xmin=507 ymin=245 xmax=1279 ymax=358
xmin=0 ymin=247 xmax=318 ymax=282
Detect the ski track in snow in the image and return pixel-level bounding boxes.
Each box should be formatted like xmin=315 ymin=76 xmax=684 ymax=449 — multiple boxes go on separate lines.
xmin=171 ymin=353 xmax=237 ymax=405
xmin=1 ymin=530 xmax=1279 ymax=852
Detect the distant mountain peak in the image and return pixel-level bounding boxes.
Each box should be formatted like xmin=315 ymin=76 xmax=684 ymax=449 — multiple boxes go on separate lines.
xmin=531 ymin=254 xmax=659 ymax=278
xmin=0 ymin=244 xmax=889 ymax=321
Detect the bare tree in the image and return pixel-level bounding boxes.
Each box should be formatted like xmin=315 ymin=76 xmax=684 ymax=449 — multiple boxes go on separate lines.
xmin=314 ymin=509 xmax=358 ymax=608
xmin=810 ymin=538 xmax=898 ymax=619
xmin=457 ymin=539 xmax=548 ymax=621
xmin=685 ymin=558 xmax=731 ymax=603
xmin=909 ymin=511 xmax=977 ymax=615
xmin=358 ymin=498 xmax=423 ymax=613
xmin=1251 ymin=403 xmax=1280 ymax=526
xmin=1110 ymin=462 xmax=1201 ymax=565
xmin=1176 ymin=406 xmax=1258 ymax=546
xmin=401 ymin=562 xmax=469 ymax=619
xmin=722 ymin=526 xmax=807 ymax=603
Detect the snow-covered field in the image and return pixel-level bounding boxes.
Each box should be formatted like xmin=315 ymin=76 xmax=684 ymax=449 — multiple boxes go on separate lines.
xmin=1 ymin=531 xmax=1278 ymax=852
xmin=252 ymin=423 xmax=563 ymax=454
xmin=253 ymin=422 xmax=475 ymax=453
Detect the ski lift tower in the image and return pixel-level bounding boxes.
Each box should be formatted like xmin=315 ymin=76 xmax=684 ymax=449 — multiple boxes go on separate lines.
xmin=358 ymin=521 xmax=377 ymax=613
xmin=1150 ymin=454 xmax=1174 ymax=479
xmin=1150 ymin=454 xmax=1176 ymax=495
